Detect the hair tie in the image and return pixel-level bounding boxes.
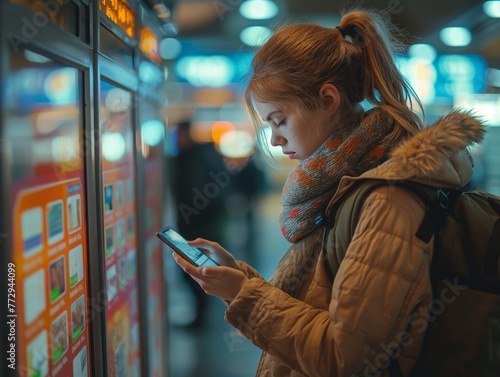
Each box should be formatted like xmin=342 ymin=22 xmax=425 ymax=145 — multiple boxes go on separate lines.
xmin=335 ymin=26 xmax=346 ymax=38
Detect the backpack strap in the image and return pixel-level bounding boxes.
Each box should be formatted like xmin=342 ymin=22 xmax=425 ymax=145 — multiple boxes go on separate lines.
xmin=323 ymin=179 xmax=391 ymax=280
xmin=323 ymin=179 xmax=441 ymax=279
xmin=394 ymin=182 xmax=458 ymax=242
xmin=387 ymin=358 xmax=405 ymax=377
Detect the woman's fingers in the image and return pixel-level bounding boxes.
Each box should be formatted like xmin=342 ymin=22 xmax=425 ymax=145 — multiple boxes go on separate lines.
xmin=188 ymin=238 xmax=221 ymax=253
xmin=172 ymin=253 xmax=203 ymax=278
xmin=172 ymin=253 xmax=247 ymax=301
xmin=187 ymin=239 xmax=240 ymax=270
xmin=197 ymin=266 xmax=223 ymax=278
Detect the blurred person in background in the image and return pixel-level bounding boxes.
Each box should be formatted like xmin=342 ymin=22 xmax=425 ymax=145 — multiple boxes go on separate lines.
xmin=222 ymin=155 xmax=267 ymax=265
xmin=170 ymin=119 xmax=229 ymax=327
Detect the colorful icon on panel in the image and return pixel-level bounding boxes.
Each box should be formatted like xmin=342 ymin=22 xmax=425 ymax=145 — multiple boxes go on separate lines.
xmin=107 ymin=265 xmax=118 ymax=302
xmin=116 ymin=180 xmax=124 ymax=209
xmin=116 ymin=219 xmax=125 ymax=248
xmin=24 ymin=269 xmax=46 ymax=325
xmin=50 ymin=311 xmax=68 ymax=364
xmin=67 ymin=194 xmax=82 ymax=234
xmin=27 ymin=330 xmax=49 ymax=377
xmin=69 ymin=244 xmax=84 ymax=287
xmin=105 ymin=225 xmax=115 ymax=256
xmin=118 ymin=257 xmax=127 ymax=289
xmin=71 ymin=295 xmax=85 ymax=342
xmin=46 ymin=200 xmax=64 ymax=245
xmin=72 ymin=346 xmax=88 ymax=377
xmin=49 ymin=256 xmax=66 ymax=303
xmin=22 ymin=207 xmax=43 ymax=257
xmin=127 ymin=249 xmax=137 ymax=279
xmin=104 ymin=184 xmax=114 ymax=213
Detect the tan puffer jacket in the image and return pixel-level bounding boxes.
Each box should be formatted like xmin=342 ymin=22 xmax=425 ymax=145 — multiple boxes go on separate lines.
xmin=224 ymin=112 xmax=484 ymax=377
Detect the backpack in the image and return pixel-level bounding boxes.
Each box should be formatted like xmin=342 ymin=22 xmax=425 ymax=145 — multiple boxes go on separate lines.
xmin=323 ymin=179 xmax=500 ymax=377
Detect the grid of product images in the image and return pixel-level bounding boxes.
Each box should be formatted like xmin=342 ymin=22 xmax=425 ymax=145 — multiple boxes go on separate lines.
xmin=103 ymin=177 xmax=137 ymax=305
xmin=19 ymin=180 xmax=89 ymax=377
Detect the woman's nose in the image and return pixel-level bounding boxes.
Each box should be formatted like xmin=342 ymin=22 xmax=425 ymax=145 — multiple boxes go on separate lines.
xmin=270 ymin=131 xmax=285 ymax=147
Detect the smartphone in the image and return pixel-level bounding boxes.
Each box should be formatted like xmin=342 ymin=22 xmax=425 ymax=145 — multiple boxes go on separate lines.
xmin=156 ymin=226 xmax=219 ymax=267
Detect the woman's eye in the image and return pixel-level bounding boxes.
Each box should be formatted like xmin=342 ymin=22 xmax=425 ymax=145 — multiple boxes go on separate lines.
xmin=276 ymin=119 xmax=286 ymax=127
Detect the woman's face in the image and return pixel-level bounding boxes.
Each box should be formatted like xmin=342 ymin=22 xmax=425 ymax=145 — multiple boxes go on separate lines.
xmin=254 ymin=100 xmax=333 ymax=162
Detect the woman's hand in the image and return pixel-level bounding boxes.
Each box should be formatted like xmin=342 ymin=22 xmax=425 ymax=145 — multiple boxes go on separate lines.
xmin=172 ymin=253 xmax=249 ymax=302
xmin=188 ymin=238 xmax=241 ymax=271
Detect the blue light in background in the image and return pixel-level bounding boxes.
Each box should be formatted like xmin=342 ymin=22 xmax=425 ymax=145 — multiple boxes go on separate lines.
xmin=176 ymin=55 xmax=235 ymax=87
xmin=439 ymin=27 xmax=472 ymax=47
xmin=408 ymin=44 xmax=437 ymax=63
xmin=484 ymin=1 xmax=500 ymax=17
xmin=239 ymin=0 xmax=279 ymax=20
xmin=398 ymin=54 xmax=488 ymax=103
xmin=141 ymin=120 xmax=165 ymax=146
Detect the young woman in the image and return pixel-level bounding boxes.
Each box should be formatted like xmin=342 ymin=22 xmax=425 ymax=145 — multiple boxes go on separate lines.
xmin=173 ymin=9 xmax=484 ymax=377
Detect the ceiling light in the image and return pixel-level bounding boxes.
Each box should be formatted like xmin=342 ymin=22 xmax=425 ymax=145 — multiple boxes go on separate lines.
xmin=159 ymin=38 xmax=181 ymax=60
xmin=141 ymin=120 xmax=165 ymax=146
xmin=240 ymin=26 xmax=273 ymax=47
xmin=408 ymin=44 xmax=437 ymax=63
xmin=239 ymin=0 xmax=279 ymax=20
xmin=176 ymin=56 xmax=235 ymax=87
xmin=439 ymin=27 xmax=471 ymax=47
xmin=219 ymin=130 xmax=255 ymax=158
xmin=484 ymin=1 xmax=500 ymax=17
xmin=102 ymin=133 xmax=126 ymax=162
xmin=211 ymin=121 xmax=235 ymax=144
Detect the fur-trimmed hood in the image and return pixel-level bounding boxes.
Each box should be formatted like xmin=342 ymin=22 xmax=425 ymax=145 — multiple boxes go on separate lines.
xmin=360 ymin=110 xmax=485 ymax=188
xmin=325 ymin=110 xmax=486 ymax=210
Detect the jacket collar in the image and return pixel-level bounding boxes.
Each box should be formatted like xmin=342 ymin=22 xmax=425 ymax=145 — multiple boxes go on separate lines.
xmin=325 ymin=110 xmax=485 ymax=212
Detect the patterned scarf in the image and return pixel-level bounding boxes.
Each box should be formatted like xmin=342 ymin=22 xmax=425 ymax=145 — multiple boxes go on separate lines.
xmin=279 ymin=107 xmax=399 ymax=243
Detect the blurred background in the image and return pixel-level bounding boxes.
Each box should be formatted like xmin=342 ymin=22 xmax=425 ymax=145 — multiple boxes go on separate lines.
xmin=163 ymin=0 xmax=499 ymax=190
xmin=1 ymin=1 xmax=499 ymax=377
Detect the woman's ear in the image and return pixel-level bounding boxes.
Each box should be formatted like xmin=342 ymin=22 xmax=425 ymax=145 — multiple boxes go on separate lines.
xmin=319 ymin=83 xmax=341 ymax=115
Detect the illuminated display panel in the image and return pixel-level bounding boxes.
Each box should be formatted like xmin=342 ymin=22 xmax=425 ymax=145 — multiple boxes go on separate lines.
xmin=139 ymin=26 xmax=161 ymax=63
xmin=100 ymin=0 xmax=136 ymax=39
xmin=10 ymin=0 xmax=79 ymax=36
xmin=7 ymin=51 xmax=91 ymax=377
xmin=99 ymin=80 xmax=141 ymax=376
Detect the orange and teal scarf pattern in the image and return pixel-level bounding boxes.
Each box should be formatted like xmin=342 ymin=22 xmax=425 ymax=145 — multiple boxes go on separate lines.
xmin=279 ymin=108 xmax=399 ymax=243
